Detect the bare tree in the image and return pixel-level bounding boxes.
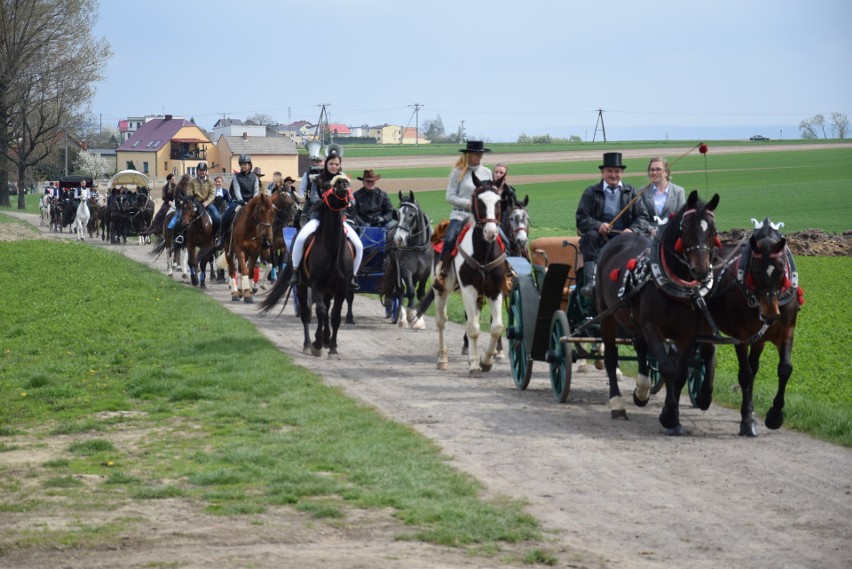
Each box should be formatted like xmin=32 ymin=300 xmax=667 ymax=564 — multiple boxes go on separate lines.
xmin=799 ymin=117 xmax=819 ymax=139
xmin=812 ymin=114 xmax=827 ymax=139
xmin=0 ymin=0 xmax=112 ymax=208
xmin=831 ymin=112 xmax=849 ymax=139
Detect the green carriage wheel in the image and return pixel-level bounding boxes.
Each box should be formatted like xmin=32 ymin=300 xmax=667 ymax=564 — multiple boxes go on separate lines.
xmin=686 ymin=352 xmax=706 ymax=408
xmin=547 ymin=310 xmax=572 ymax=403
xmin=507 ymin=284 xmax=532 ymax=390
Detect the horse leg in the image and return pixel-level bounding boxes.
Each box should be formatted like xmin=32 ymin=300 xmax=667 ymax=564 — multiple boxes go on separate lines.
xmin=344 ymin=289 xmax=355 ymax=325
xmin=460 ymin=288 xmax=483 ymax=376
xmin=434 ymin=289 xmax=450 ymax=370
xmin=311 ymin=286 xmax=328 ymax=357
xmin=299 ymin=286 xmax=314 ymax=354
xmin=327 ymin=291 xmax=345 ymax=357
xmin=600 ymin=315 xmax=627 ymax=420
xmin=479 ymin=296 xmax=505 ymax=372
xmin=632 ymin=337 xmax=652 ymax=408
xmin=656 ymin=338 xmax=694 ymax=436
xmin=694 ymin=342 xmax=716 ymax=412
xmin=734 ymin=344 xmax=759 ymax=437
xmin=243 ymin=256 xmax=256 ymax=304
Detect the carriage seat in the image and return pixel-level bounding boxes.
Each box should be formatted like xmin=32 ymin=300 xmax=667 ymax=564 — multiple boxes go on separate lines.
xmin=529 ymin=236 xmax=583 ymax=310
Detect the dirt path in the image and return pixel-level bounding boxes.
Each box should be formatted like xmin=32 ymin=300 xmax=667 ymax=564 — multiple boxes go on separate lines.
xmin=3 ymin=166 xmax=851 ymax=568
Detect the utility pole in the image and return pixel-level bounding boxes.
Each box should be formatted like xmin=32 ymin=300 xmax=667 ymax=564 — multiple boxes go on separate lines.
xmin=314 ymin=103 xmax=331 ymax=145
xmin=593 ymin=109 xmax=607 ymax=142
xmin=409 ymin=103 xmax=423 ymax=145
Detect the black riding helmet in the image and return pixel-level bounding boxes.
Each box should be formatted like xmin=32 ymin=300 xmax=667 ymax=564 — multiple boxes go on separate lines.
xmin=238 ymin=154 xmax=252 ymax=165
xmin=197 ymin=162 xmax=208 ymax=171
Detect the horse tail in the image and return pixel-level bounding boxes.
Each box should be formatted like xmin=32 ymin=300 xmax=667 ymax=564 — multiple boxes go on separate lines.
xmin=150 ymin=238 xmax=168 ymax=258
xmin=412 ymin=287 xmax=435 ymax=322
xmin=259 ymin=263 xmax=293 ymax=313
xmin=379 ymin=252 xmax=398 ymax=299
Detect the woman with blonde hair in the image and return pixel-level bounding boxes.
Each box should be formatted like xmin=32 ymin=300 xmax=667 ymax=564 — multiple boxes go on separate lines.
xmin=640 ymin=156 xmax=685 ymax=237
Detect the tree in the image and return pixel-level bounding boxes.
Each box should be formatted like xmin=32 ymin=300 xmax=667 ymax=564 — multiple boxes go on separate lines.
xmin=74 ymin=150 xmax=111 ymax=180
xmin=0 ymin=0 xmax=111 ymax=208
xmin=831 ymin=112 xmax=848 ymax=139
xmin=799 ymin=117 xmax=819 ymax=139
xmin=422 ymin=115 xmax=446 ymax=142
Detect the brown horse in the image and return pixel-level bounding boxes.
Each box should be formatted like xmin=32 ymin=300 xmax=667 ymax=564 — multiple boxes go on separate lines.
xmin=708 ymin=217 xmax=802 ymax=437
xmin=596 ymin=190 xmax=720 ymax=435
xmin=220 ymin=193 xmax=275 ymax=303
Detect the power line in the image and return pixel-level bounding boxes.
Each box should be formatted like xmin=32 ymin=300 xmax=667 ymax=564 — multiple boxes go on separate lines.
xmin=408 ymin=103 xmax=424 ymax=145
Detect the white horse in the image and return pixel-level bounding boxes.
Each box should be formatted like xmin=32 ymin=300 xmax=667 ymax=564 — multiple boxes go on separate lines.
xmin=433 ymin=176 xmax=506 ymax=375
xmin=73 ymin=190 xmax=91 ymax=241
xmin=39 ymin=194 xmax=52 ymax=226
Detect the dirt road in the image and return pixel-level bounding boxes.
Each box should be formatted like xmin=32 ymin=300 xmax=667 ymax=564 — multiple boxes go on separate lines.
xmin=3 ymin=166 xmax=851 ymax=569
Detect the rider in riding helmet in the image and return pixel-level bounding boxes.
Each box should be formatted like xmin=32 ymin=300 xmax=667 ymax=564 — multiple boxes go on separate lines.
xmin=289 ymin=148 xmax=363 ymax=290
xmin=217 ymin=154 xmax=259 ymax=248
xmin=175 ymin=162 xmax=218 ymax=246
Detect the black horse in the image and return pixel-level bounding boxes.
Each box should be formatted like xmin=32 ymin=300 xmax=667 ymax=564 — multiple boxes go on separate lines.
xmin=596 ymin=190 xmax=720 ymax=435
xmin=260 ymin=175 xmax=354 ymax=357
xmin=708 ymin=217 xmax=802 ymax=436
xmin=380 ymin=190 xmax=433 ymax=327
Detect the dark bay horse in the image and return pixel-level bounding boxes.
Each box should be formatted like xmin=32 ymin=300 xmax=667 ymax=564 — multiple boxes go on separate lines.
xmin=152 ymin=190 xmax=214 ymax=287
xmin=596 ymin=190 xmax=720 ymax=435
xmin=380 ymin=190 xmax=433 ymax=328
xmin=217 ymin=193 xmax=275 ymax=303
xmin=268 ymin=189 xmax=299 ymax=283
xmin=708 ymin=217 xmax=802 ymax=437
xmin=433 ymin=173 xmax=506 ymax=374
xmin=260 ymin=175 xmax=354 ymax=357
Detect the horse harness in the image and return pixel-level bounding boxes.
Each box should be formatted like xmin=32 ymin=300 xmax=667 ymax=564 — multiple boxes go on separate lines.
xmin=396 ymin=202 xmax=432 ymax=252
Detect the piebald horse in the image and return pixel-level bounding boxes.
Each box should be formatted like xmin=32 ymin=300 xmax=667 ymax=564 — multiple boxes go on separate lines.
xmin=433 ymin=173 xmax=506 ymax=375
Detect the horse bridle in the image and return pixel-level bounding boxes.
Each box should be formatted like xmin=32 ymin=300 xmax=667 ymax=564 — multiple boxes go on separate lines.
xmin=503 ymin=205 xmax=529 ymax=238
xmin=397 ymin=201 xmax=430 ymax=249
xmin=249 ymin=196 xmax=274 ymax=241
xmin=471 ymin=187 xmax=501 ymax=228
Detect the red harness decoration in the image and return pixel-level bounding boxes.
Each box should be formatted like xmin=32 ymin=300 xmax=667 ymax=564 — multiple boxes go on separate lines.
xmin=450 ymin=222 xmax=506 ymax=257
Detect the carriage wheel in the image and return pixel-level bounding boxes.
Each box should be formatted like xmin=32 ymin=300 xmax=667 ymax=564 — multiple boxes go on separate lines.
xmin=389 ymin=295 xmax=402 ymax=324
xmin=547 ymin=310 xmax=572 ymax=403
xmin=686 ymin=347 xmax=707 ymax=408
xmin=507 ymin=284 xmax=532 ymax=390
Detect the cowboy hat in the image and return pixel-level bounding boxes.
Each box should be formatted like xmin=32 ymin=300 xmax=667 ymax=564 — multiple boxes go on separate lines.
xmin=252 ymin=167 xmax=265 ymax=177
xmin=357 ymin=169 xmax=382 ymax=182
xmin=283 ymin=176 xmax=294 ymax=184
xmin=599 ymin=152 xmax=627 ymax=170
xmin=459 ymin=140 xmax=491 ymax=153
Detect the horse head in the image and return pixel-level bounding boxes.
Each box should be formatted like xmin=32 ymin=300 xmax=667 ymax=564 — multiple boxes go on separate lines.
xmin=471 ymin=171 xmax=501 ymax=243
xmin=663 ymin=190 xmax=720 ymax=285
xmin=745 ymin=217 xmax=790 ymax=321
xmin=394 ymin=190 xmax=424 ymax=248
xmin=250 ymin=193 xmax=276 ymax=242
xmin=321 ymin=174 xmax=351 ymax=212
xmin=502 ymin=194 xmax=530 ymax=254
xmin=272 ymin=188 xmax=298 ymax=227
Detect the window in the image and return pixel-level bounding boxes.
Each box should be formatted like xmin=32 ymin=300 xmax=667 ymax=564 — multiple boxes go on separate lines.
xmin=164 ymin=162 xmax=168 ymax=171
xmin=132 ymin=140 xmax=141 ymax=147
xmin=126 ymin=161 xmax=133 ymax=170
xmin=142 ymin=162 xmax=149 ymax=174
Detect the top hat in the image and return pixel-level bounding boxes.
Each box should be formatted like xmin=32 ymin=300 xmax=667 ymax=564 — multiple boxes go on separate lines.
xmin=599 ymin=152 xmax=626 ymax=170
xmin=253 ymin=167 xmax=265 ymax=177
xmin=357 ymin=169 xmax=382 ymax=182
xmin=459 ymin=140 xmax=491 ymax=153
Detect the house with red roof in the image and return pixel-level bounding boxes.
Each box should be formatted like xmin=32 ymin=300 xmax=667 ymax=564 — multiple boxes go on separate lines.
xmin=116 ymin=115 xmax=212 ymax=181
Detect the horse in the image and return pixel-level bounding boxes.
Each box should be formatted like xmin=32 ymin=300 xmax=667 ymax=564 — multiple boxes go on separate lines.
xmin=260 ymin=174 xmax=354 ymax=357
xmin=150 ymin=205 xmax=189 ymax=280
xmin=267 ymin=188 xmax=299 ymax=283
xmin=109 ymin=193 xmax=133 ymax=244
xmin=215 ymin=192 xmax=275 ymax=303
xmin=86 ymin=194 xmax=100 ymax=238
xmin=72 ymin=190 xmax=91 ymax=241
xmin=501 ymin=194 xmax=531 ymax=259
xmin=131 ymin=192 xmax=155 ymax=245
xmin=707 ymin=217 xmax=802 ymax=437
xmin=433 ymin=173 xmax=506 ymax=374
xmin=380 ymin=191 xmax=433 ymax=329
xmin=39 ymin=194 xmax=51 ymax=226
xmin=596 ymin=190 xmax=720 ymax=435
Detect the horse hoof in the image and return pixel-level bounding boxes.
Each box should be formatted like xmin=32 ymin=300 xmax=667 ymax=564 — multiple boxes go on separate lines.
xmin=663 ymin=425 xmax=687 ymax=436
xmin=437 ymin=362 xmax=448 ymax=371
xmin=577 ymin=363 xmax=590 ymax=373
xmin=345 ymin=318 xmax=356 ymax=326
xmin=412 ymin=318 xmax=426 ymax=331
xmin=461 ymin=347 xmax=469 ymax=356
xmin=610 ymin=409 xmax=629 ymax=420
xmin=231 ymin=296 xmax=240 ymax=302
xmin=632 ymin=390 xmax=650 ymax=408
xmin=479 ymin=361 xmax=493 ymax=372
xmin=739 ymin=421 xmax=759 ymax=437
xmin=199 ymin=283 xmax=206 ymax=289
xmin=494 ymin=350 xmax=504 ymax=362
xmin=764 ymin=408 xmax=784 ymax=430
xmin=310 ymin=346 xmax=322 ymax=357
xmin=243 ymin=296 xmax=254 ymax=304
xmin=595 ymin=359 xmax=605 ymax=370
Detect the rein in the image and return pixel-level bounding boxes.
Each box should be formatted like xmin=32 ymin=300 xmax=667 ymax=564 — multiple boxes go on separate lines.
xmin=396 ymin=202 xmax=431 ymax=251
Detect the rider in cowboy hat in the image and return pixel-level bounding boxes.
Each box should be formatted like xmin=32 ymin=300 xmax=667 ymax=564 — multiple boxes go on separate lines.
xmin=351 ymin=169 xmax=395 ymax=229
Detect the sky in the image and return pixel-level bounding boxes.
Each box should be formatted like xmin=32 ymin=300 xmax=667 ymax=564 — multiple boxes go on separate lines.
xmin=90 ymin=0 xmax=852 ymax=142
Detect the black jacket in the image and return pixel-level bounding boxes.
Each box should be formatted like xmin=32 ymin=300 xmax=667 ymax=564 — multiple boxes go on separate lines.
xmin=576 ymin=181 xmax=649 ymax=234
xmin=352 ymin=187 xmax=394 ymax=226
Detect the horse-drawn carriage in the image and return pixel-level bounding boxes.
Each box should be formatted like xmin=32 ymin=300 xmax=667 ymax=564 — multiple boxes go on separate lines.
xmin=52 ymin=176 xmax=96 ymax=236
xmin=104 ymin=170 xmax=154 ymax=244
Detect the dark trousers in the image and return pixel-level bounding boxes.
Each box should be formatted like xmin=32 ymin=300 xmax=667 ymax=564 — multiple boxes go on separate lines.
xmin=579 ymin=229 xmax=609 ymax=264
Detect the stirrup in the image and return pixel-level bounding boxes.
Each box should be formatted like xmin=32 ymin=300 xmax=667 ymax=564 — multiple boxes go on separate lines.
xmin=174 ymin=235 xmax=184 ymax=246
xmin=350 ymin=276 xmax=360 ymax=291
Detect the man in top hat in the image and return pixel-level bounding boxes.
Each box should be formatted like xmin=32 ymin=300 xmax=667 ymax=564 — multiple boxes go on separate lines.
xmin=575 ymin=152 xmax=649 ymax=296
xmin=352 ymin=169 xmax=395 ymax=228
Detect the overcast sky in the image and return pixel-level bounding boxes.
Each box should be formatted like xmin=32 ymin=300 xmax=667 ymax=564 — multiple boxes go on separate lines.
xmin=90 ymin=0 xmax=852 ymax=142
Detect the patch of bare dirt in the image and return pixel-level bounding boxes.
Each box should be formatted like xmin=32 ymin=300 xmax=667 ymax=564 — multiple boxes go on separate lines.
xmin=718 ymin=228 xmax=852 ymax=256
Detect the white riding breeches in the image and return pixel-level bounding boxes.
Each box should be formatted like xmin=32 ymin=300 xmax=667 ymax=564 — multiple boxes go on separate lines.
xmin=291 ymin=219 xmax=363 ymax=275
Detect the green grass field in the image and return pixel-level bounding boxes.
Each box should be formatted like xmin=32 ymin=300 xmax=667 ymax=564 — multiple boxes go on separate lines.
xmin=1 ymin=143 xmax=850 ymax=556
